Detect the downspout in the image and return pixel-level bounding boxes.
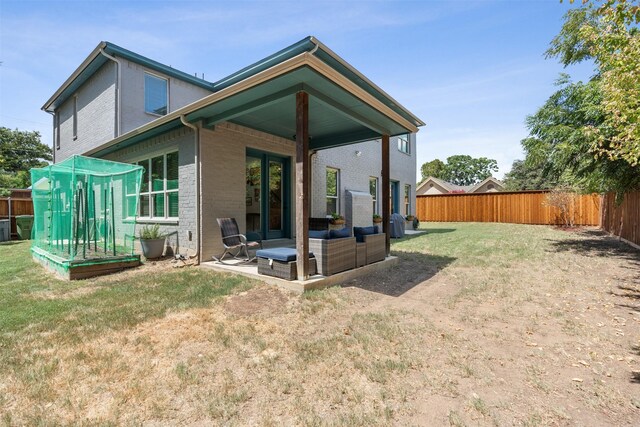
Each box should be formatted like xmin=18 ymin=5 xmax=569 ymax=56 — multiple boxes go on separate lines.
xmin=99 ymin=48 xmax=120 ymax=137
xmin=180 ymin=115 xmax=201 ymax=264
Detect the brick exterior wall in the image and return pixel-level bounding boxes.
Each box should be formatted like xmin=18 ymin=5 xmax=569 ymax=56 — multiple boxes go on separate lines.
xmin=311 ymin=134 xmax=417 ymax=218
xmin=104 ymin=127 xmax=196 ymax=256
xmin=119 ymin=59 xmax=212 ymax=134
xmin=56 ymin=61 xmax=116 ymax=162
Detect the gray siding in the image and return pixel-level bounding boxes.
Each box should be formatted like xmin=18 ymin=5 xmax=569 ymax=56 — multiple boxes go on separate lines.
xmin=119 ymin=59 xmax=213 ymax=134
xmin=104 ymin=127 xmax=196 ymax=256
xmin=56 ymin=61 xmax=116 ymax=162
xmin=311 ymin=134 xmax=417 ymax=218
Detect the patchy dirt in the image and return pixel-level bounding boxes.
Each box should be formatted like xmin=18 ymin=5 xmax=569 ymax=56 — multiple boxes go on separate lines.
xmin=3 ymin=225 xmax=640 ymax=425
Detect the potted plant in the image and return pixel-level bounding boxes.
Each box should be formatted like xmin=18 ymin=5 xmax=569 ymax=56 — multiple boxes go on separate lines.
xmin=330 ymin=212 xmax=345 ymax=226
xmin=412 ymin=217 xmax=420 ymax=230
xmin=372 ymin=214 xmax=382 ymax=224
xmin=139 ymin=224 xmax=166 ymax=259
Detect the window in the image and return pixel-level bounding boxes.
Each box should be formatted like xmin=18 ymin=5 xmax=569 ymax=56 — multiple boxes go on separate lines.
xmin=397 ymin=134 xmax=410 ymax=154
xmin=55 ymin=113 xmax=60 ymax=150
xmin=326 ymin=167 xmax=339 ymax=215
xmin=72 ymin=96 xmax=78 ymax=140
xmin=404 ymin=184 xmax=411 ymax=216
xmin=144 ymin=73 xmax=168 ymax=116
xmin=134 ymin=151 xmax=179 ymax=219
xmin=369 ymin=177 xmax=378 ymax=214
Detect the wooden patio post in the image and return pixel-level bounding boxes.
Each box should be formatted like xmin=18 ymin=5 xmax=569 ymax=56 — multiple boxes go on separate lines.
xmin=381 ymin=134 xmax=390 ymax=256
xmin=296 ymin=91 xmax=310 ymax=280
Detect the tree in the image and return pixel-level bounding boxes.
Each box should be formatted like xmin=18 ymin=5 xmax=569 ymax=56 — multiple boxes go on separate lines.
xmin=420 ymin=159 xmax=445 ymax=182
xmin=548 ymin=0 xmax=640 ymax=166
xmin=503 ymin=159 xmax=557 ymax=191
xmin=419 ymin=155 xmax=498 ymax=186
xmin=0 ymin=127 xmax=52 ymax=195
xmin=519 ymin=75 xmax=640 ymax=195
xmin=441 ymin=155 xmax=498 ymax=186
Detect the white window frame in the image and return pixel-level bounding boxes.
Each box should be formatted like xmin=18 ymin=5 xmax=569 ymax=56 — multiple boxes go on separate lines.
xmin=144 ymin=72 xmax=169 ymax=116
xmin=72 ymin=95 xmax=78 ymax=140
xmin=129 ymin=151 xmax=179 ymax=220
xmin=369 ymin=176 xmax=378 ymax=214
xmin=326 ymin=167 xmax=340 ymax=216
xmin=397 ymin=134 xmax=410 ymax=154
xmin=55 ymin=113 xmax=60 ymax=150
xmin=404 ymin=184 xmax=411 ymax=216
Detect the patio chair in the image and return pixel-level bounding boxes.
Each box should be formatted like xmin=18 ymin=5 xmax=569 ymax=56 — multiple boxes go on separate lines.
xmin=212 ymin=218 xmax=262 ymax=263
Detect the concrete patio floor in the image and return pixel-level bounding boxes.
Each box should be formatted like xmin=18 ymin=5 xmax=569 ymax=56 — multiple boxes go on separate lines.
xmin=200 ymin=230 xmax=425 ymax=293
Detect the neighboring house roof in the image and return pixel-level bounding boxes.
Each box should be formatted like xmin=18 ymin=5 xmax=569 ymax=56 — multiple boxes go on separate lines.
xmin=78 ymin=36 xmax=425 ymax=158
xmin=417 ymin=176 xmax=503 ymax=194
xmin=42 ymin=42 xmax=216 ymax=112
xmin=466 ymin=176 xmax=504 ymax=193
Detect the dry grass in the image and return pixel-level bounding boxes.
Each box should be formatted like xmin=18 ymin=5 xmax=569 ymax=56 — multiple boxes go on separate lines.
xmin=1 ymin=223 xmax=640 ymax=425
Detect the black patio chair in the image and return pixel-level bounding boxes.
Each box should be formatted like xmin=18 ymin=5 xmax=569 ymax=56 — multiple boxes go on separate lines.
xmin=212 ymin=218 xmax=262 ymax=263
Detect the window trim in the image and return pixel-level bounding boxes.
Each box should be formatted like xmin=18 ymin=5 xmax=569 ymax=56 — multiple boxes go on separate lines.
xmin=404 ymin=184 xmax=411 ymax=216
xmin=128 ymin=150 xmax=179 ymax=221
xmin=397 ymin=134 xmax=410 ymax=154
xmin=369 ymin=176 xmax=378 ymax=214
xmin=55 ymin=113 xmax=60 ymax=150
xmin=72 ymin=95 xmax=78 ymax=140
xmin=326 ymin=167 xmax=340 ymax=216
xmin=144 ymin=72 xmax=169 ymax=117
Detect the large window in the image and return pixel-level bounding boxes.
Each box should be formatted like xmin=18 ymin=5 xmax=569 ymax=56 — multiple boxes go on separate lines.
xmin=369 ymin=177 xmax=378 ymax=214
xmin=135 ymin=151 xmax=179 ymax=219
xmin=144 ymin=73 xmax=168 ymax=116
xmin=326 ymin=167 xmax=339 ymax=215
xmin=397 ymin=134 xmax=410 ymax=154
xmin=404 ymin=184 xmax=411 ymax=216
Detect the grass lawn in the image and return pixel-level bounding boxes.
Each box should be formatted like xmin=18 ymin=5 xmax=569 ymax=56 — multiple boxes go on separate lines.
xmin=1 ymin=223 xmax=639 ymax=425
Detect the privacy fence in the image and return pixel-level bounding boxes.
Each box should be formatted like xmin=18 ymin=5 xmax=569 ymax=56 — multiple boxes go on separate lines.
xmin=600 ymin=191 xmax=640 ymax=248
xmin=0 ymin=197 xmax=34 ymax=239
xmin=416 ymin=191 xmax=601 ymax=226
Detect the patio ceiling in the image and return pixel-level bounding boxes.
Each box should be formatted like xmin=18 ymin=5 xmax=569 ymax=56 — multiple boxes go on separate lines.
xmin=185 ymin=66 xmax=410 ymax=150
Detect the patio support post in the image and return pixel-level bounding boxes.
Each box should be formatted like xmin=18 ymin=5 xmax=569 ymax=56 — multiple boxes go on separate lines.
xmin=381 ymin=134 xmax=390 ymax=256
xmin=295 ymin=91 xmax=310 ymax=280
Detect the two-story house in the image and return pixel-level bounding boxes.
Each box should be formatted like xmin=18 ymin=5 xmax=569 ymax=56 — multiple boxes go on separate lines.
xmin=42 ymin=37 xmax=424 ymax=264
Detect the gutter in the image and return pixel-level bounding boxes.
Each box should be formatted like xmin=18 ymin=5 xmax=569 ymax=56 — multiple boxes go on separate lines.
xmin=99 ymin=48 xmax=121 ymax=137
xmin=180 ymin=115 xmax=201 ymax=264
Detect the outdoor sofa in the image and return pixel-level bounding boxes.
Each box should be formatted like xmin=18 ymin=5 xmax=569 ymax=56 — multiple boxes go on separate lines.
xmin=308 ymin=228 xmax=356 ymax=276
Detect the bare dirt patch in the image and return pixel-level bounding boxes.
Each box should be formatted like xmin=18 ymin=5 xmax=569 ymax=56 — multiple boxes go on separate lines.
xmin=3 ymin=224 xmax=640 ymax=425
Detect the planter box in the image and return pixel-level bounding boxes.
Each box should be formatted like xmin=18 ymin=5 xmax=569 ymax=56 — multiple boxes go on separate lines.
xmin=140 ymin=238 xmax=165 ymax=259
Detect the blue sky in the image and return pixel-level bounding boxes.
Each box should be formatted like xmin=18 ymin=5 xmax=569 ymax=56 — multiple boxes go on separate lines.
xmin=0 ymin=0 xmax=593 ymax=180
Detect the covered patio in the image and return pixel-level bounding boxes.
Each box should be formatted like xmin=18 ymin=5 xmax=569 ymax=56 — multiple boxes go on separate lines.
xmin=88 ymin=36 xmax=424 ymax=282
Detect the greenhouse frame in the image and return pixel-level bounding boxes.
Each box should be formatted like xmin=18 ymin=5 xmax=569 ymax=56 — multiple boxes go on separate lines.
xmin=30 ymin=155 xmax=144 ymax=279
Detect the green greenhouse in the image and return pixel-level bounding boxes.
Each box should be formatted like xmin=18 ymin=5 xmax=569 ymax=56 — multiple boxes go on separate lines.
xmin=30 ymin=155 xmax=144 ymax=279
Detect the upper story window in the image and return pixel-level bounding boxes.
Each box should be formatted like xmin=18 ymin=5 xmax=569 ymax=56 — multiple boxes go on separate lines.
xmin=55 ymin=113 xmax=60 ymax=150
xmin=144 ymin=73 xmax=168 ymax=116
xmin=369 ymin=177 xmax=378 ymax=214
xmin=72 ymin=96 xmax=78 ymax=140
xmin=326 ymin=167 xmax=339 ymax=215
xmin=397 ymin=134 xmax=410 ymax=154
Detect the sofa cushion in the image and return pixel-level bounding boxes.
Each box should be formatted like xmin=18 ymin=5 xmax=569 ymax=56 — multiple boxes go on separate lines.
xmin=354 ymin=226 xmax=378 ymax=242
xmin=329 ymin=227 xmax=351 ymax=239
xmin=256 ymin=247 xmax=314 ymax=262
xmin=309 ymin=229 xmax=329 ymax=239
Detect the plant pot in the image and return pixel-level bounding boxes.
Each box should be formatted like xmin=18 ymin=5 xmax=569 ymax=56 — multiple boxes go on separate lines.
xmin=373 ymin=219 xmax=382 ymax=225
xmin=140 ymin=238 xmax=165 ymax=259
xmin=331 ymin=219 xmax=345 ymax=226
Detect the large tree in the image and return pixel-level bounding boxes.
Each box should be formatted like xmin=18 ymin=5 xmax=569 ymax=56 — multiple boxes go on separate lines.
xmin=419 ymin=155 xmax=498 ymax=186
xmin=548 ymin=0 xmax=640 ymax=166
xmin=0 ymin=127 xmax=52 ymax=195
xmin=503 ymin=159 xmax=557 ymax=191
xmin=520 ymin=75 xmax=639 ymax=195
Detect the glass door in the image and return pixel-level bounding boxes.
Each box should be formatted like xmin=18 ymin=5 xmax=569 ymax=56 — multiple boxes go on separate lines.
xmin=246 ymin=151 xmax=289 ymax=240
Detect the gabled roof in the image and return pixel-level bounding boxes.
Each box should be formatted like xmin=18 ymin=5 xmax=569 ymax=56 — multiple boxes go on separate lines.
xmin=83 ymin=36 xmax=425 ymax=158
xmin=466 ymin=176 xmax=504 ymax=193
xmin=417 ymin=176 xmax=470 ymax=193
xmin=42 ymin=42 xmax=215 ymax=112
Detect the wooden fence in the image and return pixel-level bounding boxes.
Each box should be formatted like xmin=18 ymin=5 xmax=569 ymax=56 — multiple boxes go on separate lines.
xmin=0 ymin=198 xmax=34 ymax=239
xmin=601 ymin=191 xmax=640 ymax=247
xmin=416 ymin=191 xmax=601 ymax=226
